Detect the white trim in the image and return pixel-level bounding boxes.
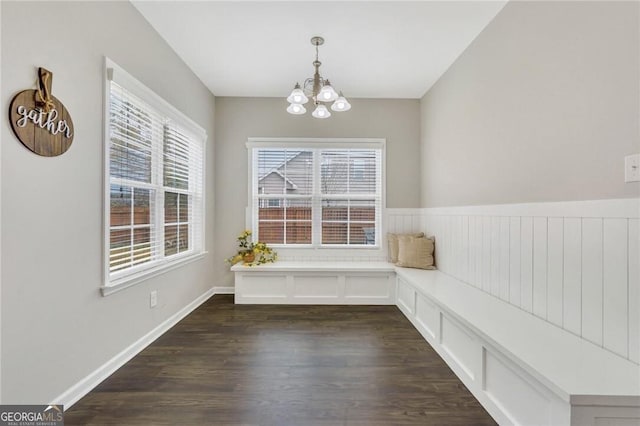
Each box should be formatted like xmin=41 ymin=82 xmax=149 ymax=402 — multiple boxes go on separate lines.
xmin=101 ymin=252 xmax=207 ymax=296
xmin=52 ymin=287 xmax=216 ymax=408
xmin=247 ymin=138 xmax=385 ymax=249
xmin=247 ymin=137 xmax=385 ymax=150
xmin=102 ymin=57 xmax=111 ymax=302
xmin=212 ymin=286 xmax=235 ymax=294
xmin=102 ymin=57 xmax=207 ymax=290
xmin=423 ymin=198 xmax=640 ymax=218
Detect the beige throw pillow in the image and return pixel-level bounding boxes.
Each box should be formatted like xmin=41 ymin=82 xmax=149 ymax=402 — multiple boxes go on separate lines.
xmin=388 ymin=232 xmax=424 ymax=263
xmin=396 ymin=235 xmax=436 ymax=270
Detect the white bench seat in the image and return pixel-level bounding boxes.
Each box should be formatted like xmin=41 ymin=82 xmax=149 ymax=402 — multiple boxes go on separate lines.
xmin=395 ymin=266 xmax=640 ymax=425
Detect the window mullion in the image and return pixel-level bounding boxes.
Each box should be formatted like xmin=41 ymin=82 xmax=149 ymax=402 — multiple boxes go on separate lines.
xmin=346 ymin=149 xmax=351 ymax=194
xmin=129 ymin=187 xmax=134 ymax=266
xmin=312 ymin=149 xmax=322 ymax=247
xmin=251 ymin=149 xmax=259 ymax=242
xmin=347 ymin=198 xmax=351 ymax=245
xmin=154 ymin=119 xmax=165 ymax=261
xmin=282 ymin=151 xmax=287 ymax=245
xmin=188 ymin=139 xmax=196 ymax=251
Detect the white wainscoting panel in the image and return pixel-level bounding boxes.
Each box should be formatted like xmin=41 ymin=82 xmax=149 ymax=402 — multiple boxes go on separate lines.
xmin=521 ymin=217 xmax=534 ymax=314
xmin=482 ymin=216 xmax=492 ymax=294
xmin=499 ymin=217 xmax=510 ymax=302
xmin=470 ymin=216 xmax=480 ymax=289
xmin=484 ymin=349 xmax=553 ymax=426
xmin=241 ymin=274 xmax=288 ymax=298
xmin=420 ymin=198 xmax=639 ymax=364
xmin=533 ymin=217 xmax=548 ymax=319
xmin=490 ymin=216 xmax=501 ymax=298
xmin=397 ymin=277 xmax=416 ymax=315
xmin=294 ymin=275 xmax=340 ymax=298
xmin=462 ymin=215 xmax=471 ymax=284
xmin=603 ymin=219 xmax=629 ymax=358
xmin=582 ymin=218 xmax=604 ymax=347
xmin=563 ymin=218 xmax=582 ymax=336
xmin=509 ymin=217 xmax=522 ymax=307
xmin=629 ymin=219 xmax=640 ymax=363
xmin=344 ymin=275 xmax=392 ymax=300
xmin=441 ymin=314 xmax=476 ymax=381
xmin=547 ymin=218 xmax=564 ymax=327
xmin=415 ymin=293 xmax=439 ymax=339
xmin=386 ymin=209 xmax=423 ymax=235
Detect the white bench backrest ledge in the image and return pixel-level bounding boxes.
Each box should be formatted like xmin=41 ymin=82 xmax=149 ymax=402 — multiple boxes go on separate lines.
xmin=232 ymin=261 xmax=640 ymax=425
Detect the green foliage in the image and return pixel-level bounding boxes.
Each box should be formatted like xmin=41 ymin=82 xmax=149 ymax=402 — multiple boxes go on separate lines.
xmin=225 ymin=230 xmax=277 ymax=266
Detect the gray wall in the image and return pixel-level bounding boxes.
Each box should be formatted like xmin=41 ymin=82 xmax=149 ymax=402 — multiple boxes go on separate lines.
xmin=420 ymin=1 xmax=640 ymax=207
xmin=1 ymin=1 xmax=216 ymax=403
xmin=214 ymin=97 xmax=420 ymax=286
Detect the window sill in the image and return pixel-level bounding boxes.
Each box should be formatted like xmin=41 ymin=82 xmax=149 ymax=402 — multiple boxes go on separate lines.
xmin=267 ymin=245 xmax=381 ymax=250
xmin=101 ymin=251 xmax=207 ymax=296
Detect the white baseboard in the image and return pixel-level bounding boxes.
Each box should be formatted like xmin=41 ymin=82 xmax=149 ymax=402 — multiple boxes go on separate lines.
xmin=212 ymin=286 xmax=235 ymax=294
xmin=52 ymin=287 xmax=216 ymax=409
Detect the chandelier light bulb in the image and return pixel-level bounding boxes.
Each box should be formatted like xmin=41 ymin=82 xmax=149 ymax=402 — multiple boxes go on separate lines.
xmin=312 ymin=104 xmax=331 ymax=119
xmin=286 ymin=83 xmax=309 ymax=105
xmin=331 ymin=92 xmax=351 ymax=112
xmin=286 ymin=103 xmax=306 ymax=115
xmin=317 ymin=80 xmax=339 ymax=102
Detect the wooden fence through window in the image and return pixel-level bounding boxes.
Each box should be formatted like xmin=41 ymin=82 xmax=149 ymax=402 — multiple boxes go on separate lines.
xmin=258 ymin=207 xmax=375 ymax=245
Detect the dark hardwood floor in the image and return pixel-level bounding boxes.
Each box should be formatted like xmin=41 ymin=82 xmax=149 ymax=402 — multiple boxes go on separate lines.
xmin=65 ymin=295 xmax=496 ymax=425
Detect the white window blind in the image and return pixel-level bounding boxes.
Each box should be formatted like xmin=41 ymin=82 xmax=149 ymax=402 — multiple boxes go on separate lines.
xmin=105 ymin=59 xmax=205 ymax=288
xmin=320 ymin=149 xmax=379 ymax=245
xmin=250 ymin=140 xmax=382 ymax=247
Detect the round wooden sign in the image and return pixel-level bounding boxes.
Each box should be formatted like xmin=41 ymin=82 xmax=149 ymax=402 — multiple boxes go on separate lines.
xmin=9 ymin=89 xmax=74 ymax=157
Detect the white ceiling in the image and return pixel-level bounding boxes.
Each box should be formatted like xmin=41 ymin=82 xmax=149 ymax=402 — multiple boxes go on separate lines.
xmin=132 ymin=1 xmax=507 ymax=99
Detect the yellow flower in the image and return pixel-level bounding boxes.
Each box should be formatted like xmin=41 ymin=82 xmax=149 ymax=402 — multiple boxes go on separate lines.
xmin=228 ymin=229 xmax=277 ymax=266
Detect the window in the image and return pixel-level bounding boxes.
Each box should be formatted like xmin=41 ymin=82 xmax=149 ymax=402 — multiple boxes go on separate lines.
xmin=249 ymin=138 xmax=383 ymax=247
xmin=105 ymin=59 xmax=205 ymax=290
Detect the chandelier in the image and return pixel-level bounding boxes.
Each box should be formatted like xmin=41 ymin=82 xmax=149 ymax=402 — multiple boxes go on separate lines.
xmin=286 ymin=36 xmax=351 ymax=119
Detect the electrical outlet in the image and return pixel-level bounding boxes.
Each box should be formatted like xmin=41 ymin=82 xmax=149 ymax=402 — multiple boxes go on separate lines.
xmin=625 ymin=154 xmax=640 ymax=182
xmin=150 ymin=290 xmax=158 ymax=308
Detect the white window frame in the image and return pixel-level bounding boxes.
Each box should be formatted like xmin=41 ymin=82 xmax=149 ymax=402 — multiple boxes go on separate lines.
xmin=246 ymin=137 xmax=385 ymax=249
xmin=102 ymin=58 xmax=206 ymax=295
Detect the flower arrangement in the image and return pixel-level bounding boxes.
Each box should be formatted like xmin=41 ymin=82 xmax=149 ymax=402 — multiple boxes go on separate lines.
xmin=226 ymin=230 xmax=277 ymax=266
